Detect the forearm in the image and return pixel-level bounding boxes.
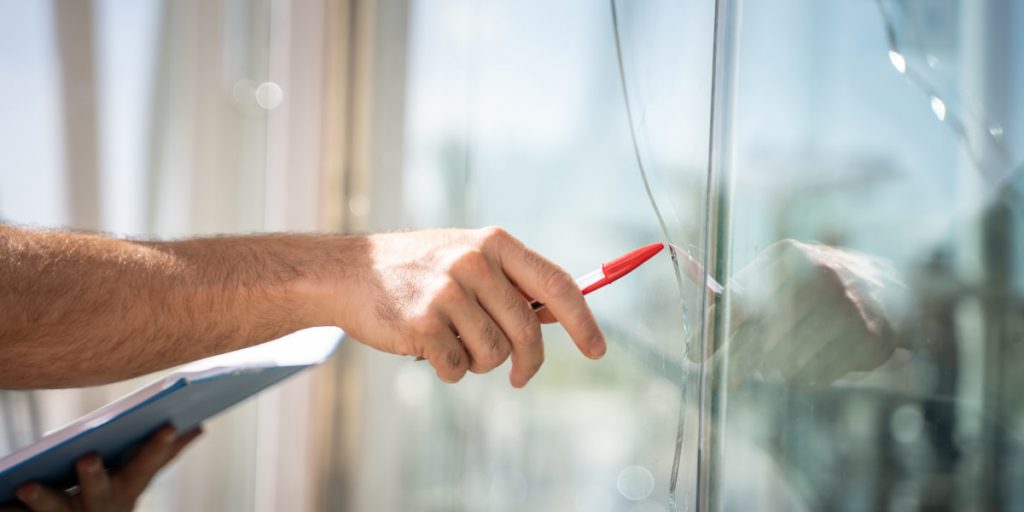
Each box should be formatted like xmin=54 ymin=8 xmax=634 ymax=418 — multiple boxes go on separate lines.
xmin=0 ymin=224 xmax=606 ymax=390
xmin=0 ymin=225 xmax=360 ymax=388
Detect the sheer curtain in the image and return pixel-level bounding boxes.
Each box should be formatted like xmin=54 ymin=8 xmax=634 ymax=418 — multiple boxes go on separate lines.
xmin=0 ymin=0 xmax=341 ymax=509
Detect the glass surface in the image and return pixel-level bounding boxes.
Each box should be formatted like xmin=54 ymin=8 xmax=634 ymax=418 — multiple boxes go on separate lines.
xmin=393 ymin=0 xmax=716 ymax=510
xmin=709 ymin=0 xmax=1024 ymax=510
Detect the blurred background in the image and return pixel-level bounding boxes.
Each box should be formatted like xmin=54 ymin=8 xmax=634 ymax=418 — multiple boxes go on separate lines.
xmin=0 ymin=0 xmax=1022 ymax=511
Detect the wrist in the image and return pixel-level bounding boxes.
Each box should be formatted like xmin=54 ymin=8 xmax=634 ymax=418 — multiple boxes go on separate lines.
xmin=287 ymin=233 xmax=371 ymax=331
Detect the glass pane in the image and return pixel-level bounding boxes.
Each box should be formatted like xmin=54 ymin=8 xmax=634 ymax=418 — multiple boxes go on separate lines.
xmin=387 ymin=0 xmax=716 ymax=510
xmin=710 ymin=0 xmax=1024 ymax=509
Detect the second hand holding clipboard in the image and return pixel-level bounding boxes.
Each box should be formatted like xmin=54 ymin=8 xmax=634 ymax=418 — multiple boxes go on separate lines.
xmin=0 ymin=327 xmax=344 ymax=505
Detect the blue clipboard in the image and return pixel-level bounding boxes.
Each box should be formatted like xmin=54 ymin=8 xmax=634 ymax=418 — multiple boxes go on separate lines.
xmin=0 ymin=327 xmax=344 ymax=504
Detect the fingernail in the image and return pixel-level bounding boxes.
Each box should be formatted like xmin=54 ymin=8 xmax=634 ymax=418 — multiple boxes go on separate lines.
xmin=88 ymin=456 xmax=103 ymax=473
xmin=589 ymin=337 xmax=606 ymax=359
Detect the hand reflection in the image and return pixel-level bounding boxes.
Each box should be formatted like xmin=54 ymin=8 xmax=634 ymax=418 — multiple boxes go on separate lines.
xmin=708 ymin=239 xmax=906 ymax=390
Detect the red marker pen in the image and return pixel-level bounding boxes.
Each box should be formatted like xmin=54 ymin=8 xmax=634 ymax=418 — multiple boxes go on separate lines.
xmin=529 ymin=242 xmax=664 ymax=311
xmin=415 ymin=243 xmax=665 ymax=361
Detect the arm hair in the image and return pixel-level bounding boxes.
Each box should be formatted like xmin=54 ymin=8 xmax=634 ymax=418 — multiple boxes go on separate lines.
xmin=0 ymin=224 xmax=365 ymax=388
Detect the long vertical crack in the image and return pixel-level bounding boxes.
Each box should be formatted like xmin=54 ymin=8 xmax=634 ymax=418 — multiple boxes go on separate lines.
xmin=609 ymin=2 xmax=693 ymax=509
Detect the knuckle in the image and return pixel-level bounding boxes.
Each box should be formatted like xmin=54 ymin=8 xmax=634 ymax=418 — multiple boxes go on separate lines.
xmin=481 ymin=322 xmax=511 ymax=360
xmin=450 ymin=249 xmax=490 ymax=276
xmin=434 ymin=348 xmax=468 ymax=383
xmin=480 ymin=226 xmax=509 ymax=243
xmin=468 ymin=326 xmax=510 ymax=373
xmin=434 ymin=279 xmax=466 ymax=304
xmin=541 ymin=268 xmax=576 ymax=298
xmin=521 ymin=248 xmax=548 ymax=274
xmin=511 ymin=331 xmax=545 ymax=382
xmin=445 ymin=348 xmax=467 ymax=372
xmin=513 ymin=319 xmax=543 ymax=349
xmin=480 ymin=226 xmax=516 ymax=254
xmin=410 ymin=313 xmax=445 ymax=338
xmin=502 ymin=282 xmax=528 ymax=306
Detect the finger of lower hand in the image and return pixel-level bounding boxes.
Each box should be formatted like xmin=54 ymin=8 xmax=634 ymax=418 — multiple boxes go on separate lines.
xmin=113 ymin=427 xmax=177 ymax=500
xmin=15 ymin=483 xmax=69 ymax=512
xmin=487 ymin=233 xmax=605 ymax=359
xmin=76 ymin=454 xmax=113 ymax=511
xmin=167 ymin=427 xmax=203 ymax=460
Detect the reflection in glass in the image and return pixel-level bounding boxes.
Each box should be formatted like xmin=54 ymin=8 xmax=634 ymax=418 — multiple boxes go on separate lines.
xmin=708 ymin=0 xmax=1024 ymax=509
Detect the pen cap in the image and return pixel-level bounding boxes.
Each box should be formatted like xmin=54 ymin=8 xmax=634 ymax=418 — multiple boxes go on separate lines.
xmin=601 ymin=242 xmax=665 ymax=282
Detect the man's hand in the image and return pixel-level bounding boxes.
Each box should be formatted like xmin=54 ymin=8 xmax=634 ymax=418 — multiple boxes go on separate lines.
xmin=0 ymin=224 xmax=603 ymax=388
xmin=333 ymin=228 xmax=606 ymax=387
xmin=3 ymin=427 xmax=201 ymax=512
xmin=701 ymin=239 xmax=905 ymax=389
